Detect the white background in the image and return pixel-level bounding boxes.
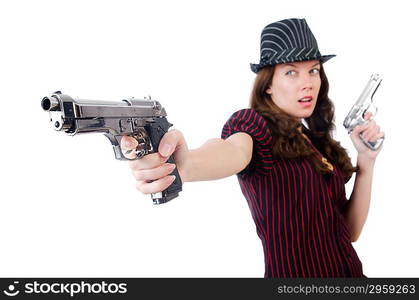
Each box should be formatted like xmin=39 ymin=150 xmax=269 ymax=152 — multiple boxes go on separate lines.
xmin=0 ymin=0 xmax=418 ymax=277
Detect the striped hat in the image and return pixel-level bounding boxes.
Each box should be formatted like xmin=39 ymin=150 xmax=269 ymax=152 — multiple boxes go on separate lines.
xmin=250 ymin=18 xmax=335 ymax=73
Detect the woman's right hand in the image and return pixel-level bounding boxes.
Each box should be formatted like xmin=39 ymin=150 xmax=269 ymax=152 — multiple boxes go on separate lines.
xmin=121 ymin=129 xmax=189 ymax=195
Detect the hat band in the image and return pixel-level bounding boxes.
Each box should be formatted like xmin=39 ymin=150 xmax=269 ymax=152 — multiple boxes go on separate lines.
xmin=261 ymin=47 xmax=321 ymax=63
xmin=251 ymin=47 xmax=334 ymax=73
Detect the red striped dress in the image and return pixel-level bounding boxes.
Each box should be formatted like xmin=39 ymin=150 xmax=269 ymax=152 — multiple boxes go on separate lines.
xmin=221 ymin=108 xmax=365 ymax=278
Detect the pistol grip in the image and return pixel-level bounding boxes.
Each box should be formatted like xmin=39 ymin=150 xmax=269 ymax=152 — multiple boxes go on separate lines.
xmin=147 ymin=118 xmax=183 ymax=205
xmin=360 ymin=135 xmax=385 ymax=151
xmin=361 ymin=104 xmax=383 ymax=150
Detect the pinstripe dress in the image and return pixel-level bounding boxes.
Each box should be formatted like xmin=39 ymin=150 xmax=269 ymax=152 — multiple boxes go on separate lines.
xmin=221 ymin=108 xmax=365 ymax=278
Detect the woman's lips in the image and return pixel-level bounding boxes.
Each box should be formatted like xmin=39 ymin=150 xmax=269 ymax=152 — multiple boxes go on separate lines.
xmin=298 ymin=96 xmax=313 ymax=102
xmin=298 ymin=96 xmax=313 ymax=107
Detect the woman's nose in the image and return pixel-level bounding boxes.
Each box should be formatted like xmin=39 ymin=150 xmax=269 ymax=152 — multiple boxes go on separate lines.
xmin=302 ymin=81 xmax=313 ymax=90
xmin=301 ymin=74 xmax=314 ymax=90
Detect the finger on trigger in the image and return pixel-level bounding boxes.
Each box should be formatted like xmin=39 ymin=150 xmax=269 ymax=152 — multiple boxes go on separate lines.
xmin=121 ymin=136 xmax=138 ymax=151
xmin=120 ymin=136 xmax=139 ymax=159
xmin=363 ymin=111 xmax=373 ymax=120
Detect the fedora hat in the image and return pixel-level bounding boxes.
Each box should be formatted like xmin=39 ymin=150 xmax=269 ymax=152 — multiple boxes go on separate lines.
xmin=250 ymin=18 xmax=335 ymax=73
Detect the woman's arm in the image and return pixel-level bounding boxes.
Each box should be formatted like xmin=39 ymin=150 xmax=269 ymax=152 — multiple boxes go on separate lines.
xmin=183 ymin=133 xmax=253 ymax=182
xmin=121 ymin=131 xmax=253 ymax=195
xmin=342 ymin=157 xmax=375 ymax=242
xmin=343 ymin=112 xmax=384 ymax=242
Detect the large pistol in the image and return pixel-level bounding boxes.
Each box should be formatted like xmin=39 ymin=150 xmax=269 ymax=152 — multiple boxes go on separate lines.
xmin=41 ymin=91 xmax=182 ymax=205
xmin=343 ymin=74 xmax=384 ymax=151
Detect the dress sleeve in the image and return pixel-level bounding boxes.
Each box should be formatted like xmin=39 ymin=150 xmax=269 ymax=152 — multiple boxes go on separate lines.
xmin=221 ymin=108 xmax=274 ymax=176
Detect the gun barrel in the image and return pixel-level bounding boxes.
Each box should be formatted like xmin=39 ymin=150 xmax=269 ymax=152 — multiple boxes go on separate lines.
xmin=41 ymin=96 xmax=60 ymax=111
xmin=354 ymin=73 xmax=382 ymax=106
xmin=41 ymin=91 xmax=170 ymax=136
xmin=41 ymin=92 xmax=167 ymax=119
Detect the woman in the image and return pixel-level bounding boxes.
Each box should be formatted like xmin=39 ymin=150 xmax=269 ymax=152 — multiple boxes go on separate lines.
xmin=121 ymin=18 xmax=384 ymax=277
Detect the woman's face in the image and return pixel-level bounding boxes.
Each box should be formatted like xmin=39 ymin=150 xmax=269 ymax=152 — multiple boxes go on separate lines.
xmin=266 ymin=60 xmax=321 ymax=120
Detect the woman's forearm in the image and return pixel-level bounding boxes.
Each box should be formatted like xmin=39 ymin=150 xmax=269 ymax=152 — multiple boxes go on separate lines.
xmin=183 ymin=136 xmax=252 ymax=182
xmin=343 ymin=156 xmax=376 ymax=242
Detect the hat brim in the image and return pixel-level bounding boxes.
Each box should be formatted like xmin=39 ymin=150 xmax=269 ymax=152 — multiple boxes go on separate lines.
xmin=250 ymin=54 xmax=336 ymax=73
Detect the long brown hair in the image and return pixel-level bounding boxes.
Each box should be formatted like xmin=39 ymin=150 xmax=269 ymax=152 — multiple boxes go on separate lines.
xmin=249 ymin=64 xmax=358 ymax=182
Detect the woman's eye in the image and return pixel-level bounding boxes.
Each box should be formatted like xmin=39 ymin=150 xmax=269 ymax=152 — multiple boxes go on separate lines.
xmin=285 ymin=68 xmax=319 ymax=76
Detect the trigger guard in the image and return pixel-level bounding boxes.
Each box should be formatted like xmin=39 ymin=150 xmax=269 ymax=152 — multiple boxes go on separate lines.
xmin=363 ymin=104 xmax=377 ymax=121
xmin=124 ymin=147 xmax=147 ymax=161
xmin=123 ymin=130 xmax=153 ymax=160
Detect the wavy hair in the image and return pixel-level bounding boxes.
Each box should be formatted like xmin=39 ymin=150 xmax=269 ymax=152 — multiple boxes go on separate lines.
xmin=249 ymin=64 xmax=358 ymax=182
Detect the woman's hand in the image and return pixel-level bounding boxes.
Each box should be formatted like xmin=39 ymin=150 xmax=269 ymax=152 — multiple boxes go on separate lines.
xmin=350 ymin=112 xmax=385 ymax=162
xmin=121 ymin=129 xmax=189 ymax=195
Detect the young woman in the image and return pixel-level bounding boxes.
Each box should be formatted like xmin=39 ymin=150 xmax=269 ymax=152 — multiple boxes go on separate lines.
xmin=121 ymin=18 xmax=384 ymax=278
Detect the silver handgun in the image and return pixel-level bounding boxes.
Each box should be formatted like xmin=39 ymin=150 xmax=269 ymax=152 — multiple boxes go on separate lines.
xmin=343 ymin=74 xmax=384 ymax=151
xmin=41 ymin=91 xmax=182 ymax=205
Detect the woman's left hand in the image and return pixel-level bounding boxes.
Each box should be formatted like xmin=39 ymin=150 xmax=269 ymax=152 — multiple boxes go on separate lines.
xmin=349 ymin=112 xmax=385 ymax=162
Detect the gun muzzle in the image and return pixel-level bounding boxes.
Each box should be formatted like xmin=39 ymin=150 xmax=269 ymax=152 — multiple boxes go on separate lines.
xmin=41 ymin=96 xmax=60 ymax=111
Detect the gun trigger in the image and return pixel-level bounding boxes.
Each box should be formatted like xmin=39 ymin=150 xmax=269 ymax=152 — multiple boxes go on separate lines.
xmin=364 ymin=104 xmax=377 ymax=120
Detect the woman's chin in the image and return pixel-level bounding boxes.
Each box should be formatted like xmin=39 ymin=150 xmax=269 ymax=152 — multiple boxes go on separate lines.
xmin=298 ymin=111 xmax=314 ymax=119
